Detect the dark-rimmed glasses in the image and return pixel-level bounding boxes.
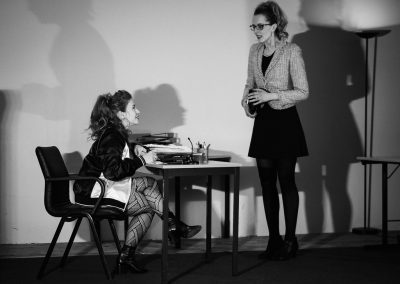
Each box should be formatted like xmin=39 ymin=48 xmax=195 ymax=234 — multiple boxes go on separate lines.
xmin=249 ymin=23 xmax=271 ymax=31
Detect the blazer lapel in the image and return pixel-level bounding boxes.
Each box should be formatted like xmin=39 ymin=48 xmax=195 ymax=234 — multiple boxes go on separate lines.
xmin=264 ymin=40 xmax=285 ymax=78
xmin=256 ymin=44 xmax=264 ymax=79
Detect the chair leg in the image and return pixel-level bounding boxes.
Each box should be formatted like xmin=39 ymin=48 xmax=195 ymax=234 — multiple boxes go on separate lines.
xmin=60 ymin=217 xmax=83 ymax=267
xmin=37 ymin=218 xmax=66 ymax=279
xmin=86 ymin=214 xmax=112 ymax=280
xmin=95 ymin=220 xmax=102 ymax=243
xmin=108 ymin=219 xmax=122 ymax=253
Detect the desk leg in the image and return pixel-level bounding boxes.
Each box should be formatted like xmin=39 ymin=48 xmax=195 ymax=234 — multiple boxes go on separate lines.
xmin=161 ymin=177 xmax=169 ymax=284
xmin=232 ymin=168 xmax=239 ymax=276
xmin=206 ymin=175 xmax=212 ymax=259
xmin=224 ymin=175 xmax=230 ymax=238
xmin=382 ymin=163 xmax=388 ymax=246
xmin=175 ymin=177 xmax=181 ymax=249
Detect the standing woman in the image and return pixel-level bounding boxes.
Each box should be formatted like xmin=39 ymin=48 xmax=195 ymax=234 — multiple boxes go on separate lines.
xmin=242 ymin=1 xmax=309 ymax=260
xmin=74 ymin=90 xmax=201 ymax=273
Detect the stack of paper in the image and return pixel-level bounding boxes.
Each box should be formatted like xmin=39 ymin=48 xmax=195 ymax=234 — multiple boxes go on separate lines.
xmin=145 ymin=144 xmax=192 ymax=154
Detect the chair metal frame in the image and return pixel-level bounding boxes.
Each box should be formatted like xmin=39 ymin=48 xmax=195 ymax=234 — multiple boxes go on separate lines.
xmin=35 ymin=146 xmax=126 ymax=280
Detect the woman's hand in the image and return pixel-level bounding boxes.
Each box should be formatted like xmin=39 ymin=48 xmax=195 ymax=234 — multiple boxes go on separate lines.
xmin=142 ymin=150 xmax=158 ymax=164
xmin=134 ymin=144 xmax=147 ymax=157
xmin=247 ymin=88 xmax=278 ymax=105
xmin=242 ymin=102 xmax=256 ymax=118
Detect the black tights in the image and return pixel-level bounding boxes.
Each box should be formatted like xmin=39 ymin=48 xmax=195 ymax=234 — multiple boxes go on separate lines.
xmin=256 ymin=157 xmax=299 ymax=241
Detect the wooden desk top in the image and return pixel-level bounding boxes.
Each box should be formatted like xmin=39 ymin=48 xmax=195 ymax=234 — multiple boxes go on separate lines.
xmin=357 ymin=156 xmax=400 ymax=164
xmin=146 ymin=160 xmax=241 ymax=169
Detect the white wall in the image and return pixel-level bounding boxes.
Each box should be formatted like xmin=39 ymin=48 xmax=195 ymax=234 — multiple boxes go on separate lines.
xmin=0 ymin=0 xmax=399 ymax=244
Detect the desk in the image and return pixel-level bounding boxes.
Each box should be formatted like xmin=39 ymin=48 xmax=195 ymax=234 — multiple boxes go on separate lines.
xmin=145 ymin=161 xmax=241 ymax=284
xmin=357 ymin=156 xmax=400 ymax=245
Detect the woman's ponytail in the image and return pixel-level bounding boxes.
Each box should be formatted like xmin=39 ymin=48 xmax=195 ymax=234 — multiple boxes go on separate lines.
xmin=87 ymin=90 xmax=133 ymax=140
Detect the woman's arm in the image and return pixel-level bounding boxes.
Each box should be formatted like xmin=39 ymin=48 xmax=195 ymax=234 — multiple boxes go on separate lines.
xmin=242 ymin=44 xmax=258 ymax=106
xmin=98 ymin=130 xmax=144 ymax=181
xmin=276 ymin=44 xmax=309 ymax=105
xmin=242 ymin=44 xmax=258 ymax=118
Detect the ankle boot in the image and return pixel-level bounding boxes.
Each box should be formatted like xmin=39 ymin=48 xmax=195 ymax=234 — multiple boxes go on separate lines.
xmin=258 ymin=235 xmax=285 ymax=260
xmin=284 ymin=237 xmax=299 ymax=258
xmin=116 ymin=245 xmax=147 ymax=274
xmin=167 ymin=211 xmax=202 ymax=244
xmin=271 ymin=237 xmax=299 ymax=261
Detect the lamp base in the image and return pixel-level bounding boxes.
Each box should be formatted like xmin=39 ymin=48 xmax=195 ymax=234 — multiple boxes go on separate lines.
xmin=355 ymin=29 xmax=391 ymax=39
xmin=352 ymin=227 xmax=380 ymax=235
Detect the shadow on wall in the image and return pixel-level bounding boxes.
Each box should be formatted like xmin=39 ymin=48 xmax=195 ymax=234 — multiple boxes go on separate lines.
xmin=133 ymin=84 xmax=186 ymax=135
xmin=26 ymin=0 xmax=115 ymax=143
xmin=293 ymin=0 xmax=364 ymax=233
xmin=132 ymin=85 xmax=207 ymax=234
xmin=25 ymin=0 xmax=115 ymax=241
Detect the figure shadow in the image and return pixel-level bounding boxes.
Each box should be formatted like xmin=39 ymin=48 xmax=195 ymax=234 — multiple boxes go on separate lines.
xmin=25 ymin=0 xmax=115 ymax=241
xmin=133 ymin=84 xmax=186 ymax=135
xmin=292 ymin=2 xmax=364 ymax=233
xmin=25 ymin=0 xmax=115 ymax=126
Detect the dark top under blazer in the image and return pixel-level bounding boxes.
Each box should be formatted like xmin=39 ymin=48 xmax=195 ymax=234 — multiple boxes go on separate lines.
xmin=74 ymin=127 xmax=144 ymax=209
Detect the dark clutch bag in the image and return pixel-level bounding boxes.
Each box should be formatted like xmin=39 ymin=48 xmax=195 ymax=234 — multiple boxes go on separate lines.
xmin=247 ymin=88 xmax=267 ymax=114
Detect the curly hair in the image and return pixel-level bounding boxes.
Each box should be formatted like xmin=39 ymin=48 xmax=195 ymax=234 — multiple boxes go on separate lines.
xmin=88 ymin=90 xmax=132 ymax=140
xmin=254 ymin=1 xmax=288 ymax=40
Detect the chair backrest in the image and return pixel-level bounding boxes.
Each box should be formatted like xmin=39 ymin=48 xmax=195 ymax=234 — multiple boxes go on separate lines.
xmin=35 ymin=146 xmax=72 ymax=216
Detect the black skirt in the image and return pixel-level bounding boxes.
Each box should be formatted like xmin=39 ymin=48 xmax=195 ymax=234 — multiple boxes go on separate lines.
xmin=248 ymin=103 xmax=308 ymax=159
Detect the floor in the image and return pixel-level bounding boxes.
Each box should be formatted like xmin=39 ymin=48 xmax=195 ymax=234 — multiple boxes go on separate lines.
xmin=1 ymin=232 xmax=399 ymax=259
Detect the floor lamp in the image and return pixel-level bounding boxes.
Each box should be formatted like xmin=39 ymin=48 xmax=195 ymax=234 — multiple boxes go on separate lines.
xmin=352 ymin=29 xmax=391 ymax=235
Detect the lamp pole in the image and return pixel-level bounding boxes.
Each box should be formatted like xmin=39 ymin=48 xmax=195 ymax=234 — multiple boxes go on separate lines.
xmin=352 ymin=29 xmax=390 ymax=235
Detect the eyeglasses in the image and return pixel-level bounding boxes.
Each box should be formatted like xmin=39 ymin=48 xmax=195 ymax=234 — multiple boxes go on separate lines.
xmin=249 ymin=23 xmax=271 ymax=31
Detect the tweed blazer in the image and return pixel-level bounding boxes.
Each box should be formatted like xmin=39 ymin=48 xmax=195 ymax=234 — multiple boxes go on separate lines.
xmin=245 ymin=40 xmax=309 ymax=110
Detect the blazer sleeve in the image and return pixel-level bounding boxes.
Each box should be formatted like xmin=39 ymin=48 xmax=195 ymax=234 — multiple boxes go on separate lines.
xmin=245 ymin=44 xmax=258 ymax=90
xmin=277 ymin=44 xmax=309 ymax=105
xmin=98 ymin=130 xmax=144 ymax=181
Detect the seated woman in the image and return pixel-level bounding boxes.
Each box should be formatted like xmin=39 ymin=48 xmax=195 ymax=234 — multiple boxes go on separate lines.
xmin=73 ymin=90 xmax=201 ymax=274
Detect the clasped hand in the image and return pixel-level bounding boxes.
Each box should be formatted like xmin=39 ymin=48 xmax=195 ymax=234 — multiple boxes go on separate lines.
xmin=134 ymin=145 xmax=158 ymax=164
xmin=247 ymin=88 xmax=276 ymax=105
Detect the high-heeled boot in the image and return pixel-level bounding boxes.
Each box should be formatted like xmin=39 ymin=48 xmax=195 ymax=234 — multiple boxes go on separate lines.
xmin=283 ymin=236 xmax=299 ymax=259
xmin=268 ymin=237 xmax=299 ymax=261
xmin=258 ymin=235 xmax=285 ymax=260
xmin=167 ymin=211 xmax=202 ymax=244
xmin=116 ymin=245 xmax=147 ymax=274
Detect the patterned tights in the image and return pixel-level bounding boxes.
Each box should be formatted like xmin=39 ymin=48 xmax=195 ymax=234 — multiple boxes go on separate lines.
xmin=125 ymin=177 xmax=163 ymax=247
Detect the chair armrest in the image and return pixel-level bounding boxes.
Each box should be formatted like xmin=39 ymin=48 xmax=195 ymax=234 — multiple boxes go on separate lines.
xmin=45 ymin=175 xmax=106 ymax=215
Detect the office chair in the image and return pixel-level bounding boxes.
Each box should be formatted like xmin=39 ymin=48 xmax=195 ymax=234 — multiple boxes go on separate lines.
xmin=35 ymin=146 xmax=127 ymax=280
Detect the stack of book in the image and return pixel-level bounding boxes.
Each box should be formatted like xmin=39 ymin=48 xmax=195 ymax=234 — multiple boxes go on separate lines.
xmin=129 ymin=132 xmax=179 ymax=145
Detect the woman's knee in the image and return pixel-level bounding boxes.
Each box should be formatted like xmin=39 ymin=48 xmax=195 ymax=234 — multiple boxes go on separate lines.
xmin=141 ymin=176 xmax=158 ymax=189
xmin=133 ymin=176 xmax=159 ymax=192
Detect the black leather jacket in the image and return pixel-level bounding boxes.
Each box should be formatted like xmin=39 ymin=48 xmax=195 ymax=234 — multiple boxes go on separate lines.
xmin=73 ymin=127 xmax=144 ymax=207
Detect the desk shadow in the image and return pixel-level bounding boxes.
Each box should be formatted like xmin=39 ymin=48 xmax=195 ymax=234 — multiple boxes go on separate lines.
xmin=292 ymin=20 xmax=364 ymax=232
